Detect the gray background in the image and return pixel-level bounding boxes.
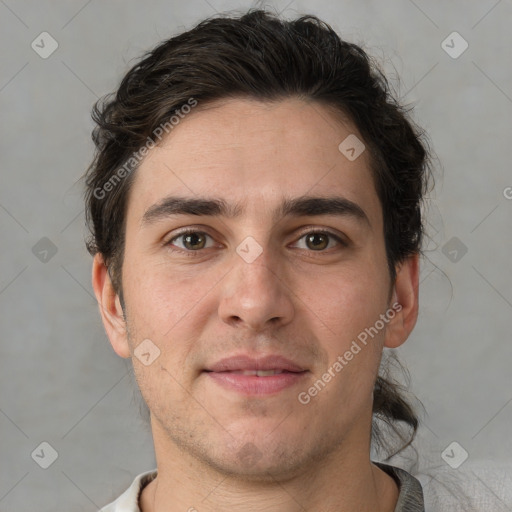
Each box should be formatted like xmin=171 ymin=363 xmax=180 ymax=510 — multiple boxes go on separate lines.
xmin=1 ymin=0 xmax=511 ymax=510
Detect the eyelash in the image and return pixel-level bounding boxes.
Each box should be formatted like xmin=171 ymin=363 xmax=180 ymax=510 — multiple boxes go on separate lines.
xmin=164 ymin=227 xmax=347 ymax=257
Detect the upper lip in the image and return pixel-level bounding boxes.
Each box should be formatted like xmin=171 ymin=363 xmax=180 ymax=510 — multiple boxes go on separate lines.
xmin=204 ymin=355 xmax=306 ymax=373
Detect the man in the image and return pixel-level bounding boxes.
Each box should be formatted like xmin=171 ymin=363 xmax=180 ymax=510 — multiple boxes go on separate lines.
xmin=86 ymin=9 xmax=430 ymax=511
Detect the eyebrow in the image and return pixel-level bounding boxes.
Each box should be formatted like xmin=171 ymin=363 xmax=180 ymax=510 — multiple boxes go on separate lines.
xmin=141 ymin=195 xmax=370 ymax=227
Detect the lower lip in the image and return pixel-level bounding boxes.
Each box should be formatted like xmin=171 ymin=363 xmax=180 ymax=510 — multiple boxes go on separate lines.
xmin=204 ymin=371 xmax=308 ymax=395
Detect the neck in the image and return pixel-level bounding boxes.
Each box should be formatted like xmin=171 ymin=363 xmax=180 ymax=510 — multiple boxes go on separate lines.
xmin=140 ymin=416 xmax=399 ymax=512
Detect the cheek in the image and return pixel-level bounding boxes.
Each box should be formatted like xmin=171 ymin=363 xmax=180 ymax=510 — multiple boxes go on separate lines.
xmin=301 ymin=262 xmax=390 ymax=341
xmin=123 ymin=255 xmax=196 ymax=327
xmin=123 ymin=259 xmax=212 ymax=369
xmin=300 ymin=263 xmax=390 ymax=404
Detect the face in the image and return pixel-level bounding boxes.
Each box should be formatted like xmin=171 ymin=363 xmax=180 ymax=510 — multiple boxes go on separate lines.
xmin=94 ymin=97 xmax=417 ymax=481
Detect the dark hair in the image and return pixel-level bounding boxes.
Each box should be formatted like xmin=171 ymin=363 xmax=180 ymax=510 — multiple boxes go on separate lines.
xmin=84 ymin=8 xmax=432 ymax=458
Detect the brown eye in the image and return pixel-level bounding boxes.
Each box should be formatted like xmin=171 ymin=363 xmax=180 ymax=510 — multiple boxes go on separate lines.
xmin=182 ymin=232 xmax=206 ymax=250
xmin=293 ymin=230 xmax=345 ymax=252
xmin=305 ymin=232 xmax=329 ymax=250
xmin=168 ymin=231 xmax=213 ymax=251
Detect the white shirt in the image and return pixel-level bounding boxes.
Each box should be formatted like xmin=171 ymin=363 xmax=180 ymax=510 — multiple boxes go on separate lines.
xmin=99 ymin=469 xmax=157 ymax=512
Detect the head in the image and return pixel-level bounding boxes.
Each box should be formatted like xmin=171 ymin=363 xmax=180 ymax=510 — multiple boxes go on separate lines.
xmin=86 ymin=9 xmax=431 ymax=475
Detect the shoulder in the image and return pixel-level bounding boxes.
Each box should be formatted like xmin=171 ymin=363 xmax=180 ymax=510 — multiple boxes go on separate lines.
xmin=374 ymin=461 xmax=425 ymax=512
xmin=415 ymin=460 xmax=512 ymax=511
xmin=99 ymin=469 xmax=158 ymax=512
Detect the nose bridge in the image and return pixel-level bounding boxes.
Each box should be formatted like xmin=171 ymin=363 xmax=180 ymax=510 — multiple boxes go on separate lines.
xmin=237 ymin=254 xmax=279 ymax=297
xmin=218 ymin=240 xmax=294 ymax=330
xmin=232 ymin=243 xmax=283 ymax=305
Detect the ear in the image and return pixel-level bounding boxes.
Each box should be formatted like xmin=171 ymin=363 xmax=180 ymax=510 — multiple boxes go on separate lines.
xmin=384 ymin=252 xmax=419 ymax=349
xmin=92 ymin=254 xmax=131 ymax=358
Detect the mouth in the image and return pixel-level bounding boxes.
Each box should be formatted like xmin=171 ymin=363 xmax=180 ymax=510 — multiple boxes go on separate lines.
xmin=215 ymin=369 xmax=290 ymax=376
xmin=204 ymin=370 xmax=308 ymax=395
xmin=203 ymin=354 xmax=309 ymax=395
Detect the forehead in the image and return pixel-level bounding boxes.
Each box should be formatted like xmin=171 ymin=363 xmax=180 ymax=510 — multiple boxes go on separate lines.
xmin=126 ymin=97 xmax=382 ymax=229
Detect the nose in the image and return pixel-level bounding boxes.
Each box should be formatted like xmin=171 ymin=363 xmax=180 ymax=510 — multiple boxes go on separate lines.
xmin=217 ymin=247 xmax=295 ymax=333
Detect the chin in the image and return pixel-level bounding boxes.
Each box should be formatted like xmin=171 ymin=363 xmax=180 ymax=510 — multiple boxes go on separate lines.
xmin=205 ymin=450 xmax=307 ymax=482
xmin=198 ymin=433 xmax=311 ymax=481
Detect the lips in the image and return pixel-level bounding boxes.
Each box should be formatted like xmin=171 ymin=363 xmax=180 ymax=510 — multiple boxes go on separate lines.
xmin=227 ymin=369 xmax=285 ymax=376
xmin=204 ymin=354 xmax=306 ymax=373
xmin=203 ymin=354 xmax=308 ymax=395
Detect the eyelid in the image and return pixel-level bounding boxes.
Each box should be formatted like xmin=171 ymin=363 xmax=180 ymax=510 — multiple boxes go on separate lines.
xmin=164 ymin=225 xmax=348 ymax=254
xmin=165 ymin=227 xmax=218 ymax=249
xmin=292 ymin=227 xmax=348 ymax=249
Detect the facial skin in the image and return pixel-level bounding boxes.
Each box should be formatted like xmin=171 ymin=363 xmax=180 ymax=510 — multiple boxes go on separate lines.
xmin=93 ymin=97 xmax=419 ymax=511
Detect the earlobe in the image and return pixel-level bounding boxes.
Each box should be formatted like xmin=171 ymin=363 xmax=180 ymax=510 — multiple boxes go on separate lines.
xmin=384 ymin=253 xmax=420 ymax=349
xmin=91 ymin=254 xmax=131 ymax=358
